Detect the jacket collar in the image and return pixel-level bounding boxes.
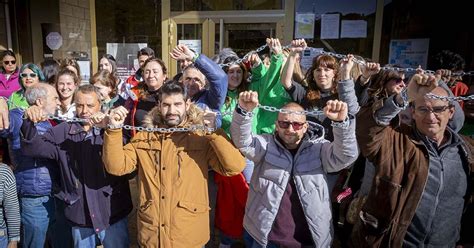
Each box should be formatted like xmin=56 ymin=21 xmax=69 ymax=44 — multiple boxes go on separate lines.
xmin=272 ymin=121 xmax=327 ymax=154
xmin=142 ymin=103 xmax=204 ymax=129
xmin=68 ymin=122 xmax=101 ymax=136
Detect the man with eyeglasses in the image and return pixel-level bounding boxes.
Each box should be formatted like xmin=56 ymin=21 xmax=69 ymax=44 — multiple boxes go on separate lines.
xmin=352 ymin=74 xmax=474 ymax=247
xmin=231 ymin=91 xmax=358 ymax=248
xmin=170 ymin=44 xmax=227 ymax=128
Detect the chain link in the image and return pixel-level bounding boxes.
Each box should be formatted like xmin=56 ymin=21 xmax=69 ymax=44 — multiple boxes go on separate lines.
xmin=46 ymin=115 xmax=215 ymax=133
xmin=425 ymin=93 xmax=474 ymax=102
xmin=217 ymin=42 xmax=474 ymax=77
xmin=257 ymin=104 xmax=324 ymax=117
xmin=121 ymin=124 xmax=214 ymax=133
xmin=47 ymin=115 xmax=88 ymax=123
xmin=218 ymin=44 xmax=268 ymax=68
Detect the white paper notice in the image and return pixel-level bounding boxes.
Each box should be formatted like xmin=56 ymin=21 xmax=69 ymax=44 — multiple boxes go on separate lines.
xmin=178 ymin=40 xmax=202 ymax=55
xmin=300 ymin=48 xmax=324 ymax=71
xmin=77 ymin=60 xmax=90 ymax=84
xmin=320 ymin=14 xmax=340 ymax=39
xmin=389 ymin=39 xmax=430 ymax=68
xmin=295 ymin=13 xmax=315 ymax=39
xmin=340 ymin=20 xmax=367 ymax=38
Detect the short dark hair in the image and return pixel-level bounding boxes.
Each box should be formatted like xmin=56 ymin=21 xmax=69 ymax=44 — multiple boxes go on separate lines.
xmin=137 ymin=47 xmax=155 ymax=58
xmin=1 ymin=50 xmax=16 ymax=60
xmin=74 ymin=84 xmax=102 ymax=103
xmin=432 ymin=50 xmax=465 ymax=71
xmin=157 ymin=80 xmax=189 ymax=102
xmin=1 ymin=50 xmax=18 ymax=73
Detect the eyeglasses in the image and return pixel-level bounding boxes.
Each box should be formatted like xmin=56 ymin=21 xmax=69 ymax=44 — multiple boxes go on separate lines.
xmin=3 ymin=60 xmax=16 ymax=65
xmin=20 ymin=73 xmax=38 ymax=78
xmin=277 ymin=121 xmax=305 ymax=130
xmin=415 ymin=105 xmax=451 ymax=116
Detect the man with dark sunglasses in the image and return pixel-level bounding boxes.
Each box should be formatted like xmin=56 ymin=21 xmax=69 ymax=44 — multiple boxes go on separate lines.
xmin=231 ymin=91 xmax=358 ymax=248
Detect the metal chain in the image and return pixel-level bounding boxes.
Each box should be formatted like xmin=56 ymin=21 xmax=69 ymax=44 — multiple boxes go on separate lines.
xmin=46 ymin=115 xmax=215 ymax=133
xmin=218 ymin=44 xmax=269 ymax=68
xmin=425 ymin=93 xmax=474 ymax=102
xmin=217 ymin=43 xmax=474 ymax=77
xmin=257 ymin=104 xmax=324 ymax=117
xmin=121 ymin=124 xmax=214 ymax=133
xmin=220 ymin=111 xmax=233 ymax=117
xmin=221 ymin=104 xmax=324 ymax=117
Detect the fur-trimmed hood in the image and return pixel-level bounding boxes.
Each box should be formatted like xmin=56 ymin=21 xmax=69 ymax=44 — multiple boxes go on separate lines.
xmin=142 ymin=103 xmax=205 ymax=128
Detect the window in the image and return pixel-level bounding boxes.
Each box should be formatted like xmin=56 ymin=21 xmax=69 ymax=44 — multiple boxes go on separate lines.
xmin=171 ymin=0 xmax=284 ymax=11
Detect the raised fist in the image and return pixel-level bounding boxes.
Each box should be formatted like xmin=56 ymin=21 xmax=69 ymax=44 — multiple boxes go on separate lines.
xmin=289 ymin=39 xmax=307 ymax=53
xmin=238 ymin=91 xmax=259 ymax=112
xmin=407 ymin=74 xmax=438 ymax=102
xmin=324 ymin=100 xmax=348 ymax=122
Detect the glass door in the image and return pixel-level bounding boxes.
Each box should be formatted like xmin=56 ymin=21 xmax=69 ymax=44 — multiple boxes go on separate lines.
xmin=216 ymin=23 xmax=277 ymax=57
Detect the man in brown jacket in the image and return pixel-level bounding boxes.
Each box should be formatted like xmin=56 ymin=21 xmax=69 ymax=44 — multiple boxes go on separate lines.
xmin=352 ymin=73 xmax=474 ymax=247
xmin=101 ymin=80 xmax=245 ymax=248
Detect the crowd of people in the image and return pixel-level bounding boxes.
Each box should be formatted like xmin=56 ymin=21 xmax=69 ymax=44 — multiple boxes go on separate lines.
xmin=0 ymin=37 xmax=473 ymax=248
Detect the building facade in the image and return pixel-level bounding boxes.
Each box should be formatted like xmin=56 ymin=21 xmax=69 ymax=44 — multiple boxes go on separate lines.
xmin=1 ymin=0 xmax=473 ymax=81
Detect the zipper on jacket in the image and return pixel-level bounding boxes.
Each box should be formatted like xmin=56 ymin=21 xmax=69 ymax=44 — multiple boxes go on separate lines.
xmin=405 ymin=146 xmax=429 ymax=244
xmin=291 ymin=149 xmax=319 ymax=247
xmin=177 ymin=151 xmax=182 ymax=178
xmin=73 ymin=160 xmax=79 ymax=189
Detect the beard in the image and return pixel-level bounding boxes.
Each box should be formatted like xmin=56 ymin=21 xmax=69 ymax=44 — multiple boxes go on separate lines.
xmin=163 ymin=113 xmax=185 ymax=127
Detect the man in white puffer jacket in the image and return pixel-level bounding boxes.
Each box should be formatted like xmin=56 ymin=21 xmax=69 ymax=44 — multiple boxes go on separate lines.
xmin=231 ymin=91 xmax=359 ymax=248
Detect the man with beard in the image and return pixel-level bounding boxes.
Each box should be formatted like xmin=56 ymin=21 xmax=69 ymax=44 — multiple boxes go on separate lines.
xmin=101 ymin=80 xmax=245 ymax=248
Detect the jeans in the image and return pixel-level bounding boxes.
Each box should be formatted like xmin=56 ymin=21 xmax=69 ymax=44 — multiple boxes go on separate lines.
xmin=20 ymin=195 xmax=55 ymax=248
xmin=51 ymin=199 xmax=73 ymax=247
xmin=243 ymin=230 xmax=279 ymax=248
xmin=71 ymin=217 xmax=129 ymax=248
xmin=0 ymin=228 xmax=8 ymax=248
xmin=219 ymin=232 xmax=239 ymax=246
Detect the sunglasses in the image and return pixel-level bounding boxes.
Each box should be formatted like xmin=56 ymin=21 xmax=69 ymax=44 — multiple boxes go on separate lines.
xmin=389 ymin=77 xmax=405 ymax=85
xmin=277 ymin=121 xmax=305 ymax=130
xmin=3 ymin=60 xmax=16 ymax=65
xmin=20 ymin=73 xmax=38 ymax=78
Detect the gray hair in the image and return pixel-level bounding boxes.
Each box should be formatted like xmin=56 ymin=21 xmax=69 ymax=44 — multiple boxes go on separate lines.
xmin=74 ymin=84 xmax=102 ymax=104
xmin=212 ymin=48 xmax=239 ymax=64
xmin=25 ymin=83 xmax=50 ymax=105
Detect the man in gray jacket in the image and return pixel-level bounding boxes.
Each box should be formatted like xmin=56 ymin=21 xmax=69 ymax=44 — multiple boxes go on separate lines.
xmin=231 ymin=91 xmax=359 ymax=248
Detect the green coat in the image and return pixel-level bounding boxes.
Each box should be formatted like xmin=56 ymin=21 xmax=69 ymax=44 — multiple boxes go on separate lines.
xmin=8 ymin=90 xmax=28 ymax=110
xmin=249 ymin=53 xmax=292 ymax=134
xmin=220 ymin=90 xmax=258 ymax=137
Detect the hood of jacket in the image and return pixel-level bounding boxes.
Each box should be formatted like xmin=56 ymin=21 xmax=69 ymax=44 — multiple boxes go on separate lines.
xmin=304 ymin=120 xmax=326 ymax=143
xmin=142 ymin=103 xmax=205 ymax=129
